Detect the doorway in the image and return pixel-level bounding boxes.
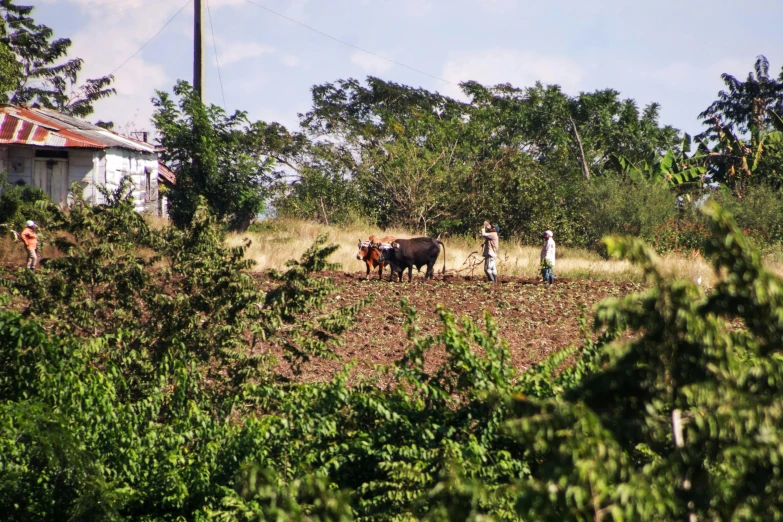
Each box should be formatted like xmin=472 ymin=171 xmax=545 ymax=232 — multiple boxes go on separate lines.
xmin=33 ymin=158 xmax=69 ymax=205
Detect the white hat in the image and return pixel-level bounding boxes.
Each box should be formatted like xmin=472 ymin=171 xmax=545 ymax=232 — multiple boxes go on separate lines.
xmin=545 ymin=230 xmax=553 ymax=238
xmin=26 ymin=220 xmax=36 ymax=228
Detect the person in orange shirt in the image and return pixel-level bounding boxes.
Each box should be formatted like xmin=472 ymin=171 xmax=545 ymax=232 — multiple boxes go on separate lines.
xmin=20 ymin=220 xmax=38 ymax=270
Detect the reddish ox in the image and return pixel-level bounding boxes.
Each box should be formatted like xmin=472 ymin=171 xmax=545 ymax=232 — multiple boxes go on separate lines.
xmin=357 ymin=235 xmax=397 ymax=280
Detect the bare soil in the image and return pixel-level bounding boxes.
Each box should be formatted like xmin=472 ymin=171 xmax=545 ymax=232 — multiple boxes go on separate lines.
xmin=254 ymin=270 xmax=641 ymax=383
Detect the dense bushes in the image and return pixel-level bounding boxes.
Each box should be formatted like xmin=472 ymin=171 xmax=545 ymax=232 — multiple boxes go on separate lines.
xmin=714 ymin=183 xmax=783 ymax=245
xmin=579 ymin=176 xmax=678 ymax=249
xmin=4 ymin=178 xmax=783 ymax=519
xmin=263 ymin=65 xmax=783 ymax=251
xmin=0 ymin=175 xmax=61 ymax=233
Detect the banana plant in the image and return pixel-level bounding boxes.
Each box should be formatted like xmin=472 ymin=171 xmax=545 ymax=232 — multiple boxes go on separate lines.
xmin=694 ymin=109 xmax=783 ymax=192
xmin=613 ymin=133 xmax=707 ymax=186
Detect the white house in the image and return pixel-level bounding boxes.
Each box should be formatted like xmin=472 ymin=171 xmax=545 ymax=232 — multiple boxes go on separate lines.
xmin=0 ymin=104 xmax=171 ymax=216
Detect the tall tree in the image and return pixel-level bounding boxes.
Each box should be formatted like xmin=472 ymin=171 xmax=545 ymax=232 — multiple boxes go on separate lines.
xmin=0 ymin=0 xmax=114 ymax=117
xmin=0 ymin=19 xmax=20 ymax=95
xmin=699 ymin=55 xmax=783 ymax=134
xmin=697 ymin=56 xmax=783 ymax=192
xmin=153 ymin=81 xmax=272 ymax=230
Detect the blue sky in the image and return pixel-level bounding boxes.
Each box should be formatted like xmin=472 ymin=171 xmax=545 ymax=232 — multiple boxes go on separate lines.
xmin=33 ymin=0 xmax=783 ymax=137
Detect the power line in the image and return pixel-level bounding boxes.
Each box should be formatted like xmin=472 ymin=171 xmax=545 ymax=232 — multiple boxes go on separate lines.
xmin=108 ymin=0 xmax=191 ymax=77
xmin=242 ymin=0 xmax=456 ymax=86
xmin=205 ymin=0 xmax=226 ymax=110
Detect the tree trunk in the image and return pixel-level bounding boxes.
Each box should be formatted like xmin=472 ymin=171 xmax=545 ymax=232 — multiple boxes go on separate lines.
xmin=570 ymin=116 xmax=591 ymax=182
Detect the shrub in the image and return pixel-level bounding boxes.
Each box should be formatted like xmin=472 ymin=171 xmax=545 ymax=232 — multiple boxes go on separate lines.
xmin=713 ymin=183 xmax=783 ymax=245
xmin=579 ymin=175 xmax=678 ymax=249
xmin=0 ymin=174 xmax=61 ymax=233
xmin=648 ymin=216 xmax=711 ymax=254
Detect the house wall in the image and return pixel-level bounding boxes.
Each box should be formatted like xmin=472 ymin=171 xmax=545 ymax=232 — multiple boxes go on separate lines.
xmin=6 ymin=146 xmax=34 ymax=185
xmin=102 ymin=149 xmax=160 ymax=213
xmin=67 ymin=149 xmax=97 ymax=203
xmin=1 ymin=145 xmax=166 ymax=217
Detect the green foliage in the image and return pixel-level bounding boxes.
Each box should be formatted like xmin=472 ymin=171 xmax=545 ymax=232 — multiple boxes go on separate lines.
xmin=714 ymin=183 xmax=783 ymax=244
xmin=647 ymin=216 xmax=711 ymax=254
xmin=269 ymin=68 xmax=783 ymax=248
xmin=0 ymin=37 xmax=20 ymax=96
xmin=697 ymin=56 xmax=783 ymax=193
xmin=699 ymin=55 xmax=783 ymax=134
xmin=274 ymin=76 xmax=681 ymax=241
xmin=0 ymin=174 xmax=61 ymax=233
xmin=7 ymin=189 xmax=783 ymax=519
xmin=272 ymin=163 xmax=362 ymax=225
xmin=208 ymin=467 xmax=354 ymax=521
xmin=0 ymin=0 xmax=114 ymax=116
xmin=501 ymin=201 xmax=783 ymax=520
xmin=153 ymin=81 xmax=272 ymax=231
xmin=579 ymin=175 xmax=678 ymax=250
xmin=613 ymin=133 xmax=707 ymax=187
xmin=0 ymin=191 xmax=599 ymax=519
xmin=261 ymin=233 xmax=374 ymax=373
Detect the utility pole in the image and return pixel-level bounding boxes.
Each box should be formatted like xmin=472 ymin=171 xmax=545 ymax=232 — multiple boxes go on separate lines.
xmin=193 ymin=0 xmax=205 ymax=101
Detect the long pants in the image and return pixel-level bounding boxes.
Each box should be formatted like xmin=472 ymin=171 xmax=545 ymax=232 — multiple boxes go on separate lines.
xmin=542 ymin=267 xmax=554 ymax=284
xmin=484 ymin=256 xmax=497 ymax=282
xmin=26 ymin=248 xmax=37 ymax=270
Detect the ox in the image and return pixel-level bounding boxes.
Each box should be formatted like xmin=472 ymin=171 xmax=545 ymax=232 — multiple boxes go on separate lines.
xmin=356 ymin=235 xmax=396 ymax=279
xmin=379 ymin=237 xmax=446 ymax=283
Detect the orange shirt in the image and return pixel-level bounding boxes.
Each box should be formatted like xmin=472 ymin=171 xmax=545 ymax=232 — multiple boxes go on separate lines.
xmin=21 ymin=227 xmax=38 ymax=250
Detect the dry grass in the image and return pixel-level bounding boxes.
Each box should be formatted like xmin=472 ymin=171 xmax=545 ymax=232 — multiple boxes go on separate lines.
xmin=227 ymin=219 xmax=783 ymax=286
xmin=227 ymin=218 xmax=644 ymax=282
xmin=2 ymin=216 xmax=780 ymax=287
xmin=0 ymin=236 xmax=60 ymax=267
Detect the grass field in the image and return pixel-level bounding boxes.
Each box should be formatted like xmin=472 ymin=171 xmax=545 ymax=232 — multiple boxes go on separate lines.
xmin=3 ymin=216 xmax=782 ymax=288
xmin=227 ymin=218 xmax=783 ymax=287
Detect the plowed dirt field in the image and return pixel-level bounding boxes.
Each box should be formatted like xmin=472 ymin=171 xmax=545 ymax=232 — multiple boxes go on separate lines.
xmin=256 ymin=271 xmax=641 ymax=383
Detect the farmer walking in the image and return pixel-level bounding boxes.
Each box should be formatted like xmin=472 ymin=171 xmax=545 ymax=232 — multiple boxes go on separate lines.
xmin=481 ymin=221 xmax=499 ymax=283
xmin=20 ymin=220 xmax=38 ymax=271
xmin=540 ymin=230 xmax=555 ymax=284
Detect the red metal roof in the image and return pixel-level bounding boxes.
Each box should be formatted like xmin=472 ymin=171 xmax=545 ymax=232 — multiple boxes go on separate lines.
xmin=0 ymin=106 xmax=106 ymax=148
xmin=0 ymin=105 xmax=159 ymax=153
xmin=157 ymin=162 xmax=177 ymax=185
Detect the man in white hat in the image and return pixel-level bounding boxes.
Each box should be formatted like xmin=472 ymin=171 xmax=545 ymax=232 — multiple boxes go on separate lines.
xmin=540 ymin=230 xmax=555 ymax=284
xmin=20 ymin=220 xmax=38 ymax=270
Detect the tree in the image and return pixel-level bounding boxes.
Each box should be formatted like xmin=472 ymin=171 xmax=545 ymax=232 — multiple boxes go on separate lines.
xmin=506 ymin=201 xmax=783 ymax=520
xmin=697 ymin=57 xmax=783 ymax=193
xmin=0 ymin=0 xmax=114 ymax=117
xmin=699 ymin=55 xmax=783 ymax=134
xmin=0 ymin=37 xmax=20 ymax=96
xmin=152 ymin=81 xmax=272 ymax=230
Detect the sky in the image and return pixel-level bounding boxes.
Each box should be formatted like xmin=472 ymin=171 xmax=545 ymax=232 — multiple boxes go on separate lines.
xmin=30 ymin=0 xmax=783 ymax=138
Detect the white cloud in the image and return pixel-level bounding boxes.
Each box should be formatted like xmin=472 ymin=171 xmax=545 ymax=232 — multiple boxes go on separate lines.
xmin=350 ymin=50 xmax=395 ymax=74
xmin=65 ymin=3 xmax=186 ymax=129
xmin=441 ymin=49 xmax=586 ymax=98
xmin=281 ymin=54 xmax=301 ymax=68
xmin=218 ymin=40 xmax=274 ymax=66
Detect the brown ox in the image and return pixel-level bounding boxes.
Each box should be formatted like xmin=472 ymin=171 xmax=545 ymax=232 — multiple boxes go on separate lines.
xmin=357 ymin=235 xmax=397 ymax=279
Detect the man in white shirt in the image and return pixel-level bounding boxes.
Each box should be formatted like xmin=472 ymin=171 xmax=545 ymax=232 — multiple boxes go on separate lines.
xmin=540 ymin=230 xmax=556 ymax=284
